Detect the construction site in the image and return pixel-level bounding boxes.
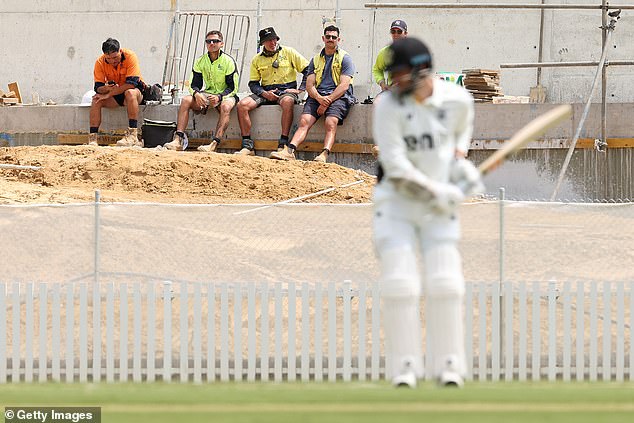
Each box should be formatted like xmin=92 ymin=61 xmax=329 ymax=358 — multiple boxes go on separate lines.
xmin=0 ymin=0 xmax=633 ymax=395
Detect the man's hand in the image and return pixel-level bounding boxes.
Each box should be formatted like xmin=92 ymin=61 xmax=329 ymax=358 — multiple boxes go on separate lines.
xmin=208 ymin=94 xmax=221 ymax=109
xmin=450 ymin=158 xmax=485 ymax=196
xmin=92 ymin=92 xmax=111 ymax=103
xmin=262 ymin=90 xmax=280 ymax=102
xmin=391 ymin=177 xmax=464 ymax=215
xmin=284 ymin=88 xmax=301 ymax=95
xmin=379 ymin=81 xmax=389 ymax=91
xmin=194 ymin=92 xmax=208 ymax=109
xmin=429 ymin=182 xmax=465 ymax=215
xmin=317 ymin=94 xmax=333 ymax=107
xmin=317 ymin=104 xmax=328 ymax=116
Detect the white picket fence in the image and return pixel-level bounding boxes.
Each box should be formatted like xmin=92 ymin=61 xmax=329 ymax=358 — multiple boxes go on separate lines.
xmin=0 ymin=280 xmax=632 ymax=383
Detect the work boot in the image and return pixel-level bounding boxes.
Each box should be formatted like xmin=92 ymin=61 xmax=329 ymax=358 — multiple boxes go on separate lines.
xmin=277 ymin=137 xmax=288 ymax=152
xmin=87 ymin=133 xmax=99 ymax=146
xmin=197 ymin=139 xmax=219 ymax=153
xmin=234 ymin=138 xmax=255 ymax=156
xmin=234 ymin=147 xmax=255 ymax=156
xmin=164 ymin=133 xmax=187 ymax=151
xmin=115 ymin=128 xmax=143 ymax=147
xmin=269 ymin=145 xmax=295 ymax=161
xmin=314 ymin=149 xmax=329 ymax=163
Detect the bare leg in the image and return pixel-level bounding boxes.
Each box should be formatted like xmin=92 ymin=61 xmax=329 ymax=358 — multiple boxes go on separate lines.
xmin=279 ymin=96 xmax=295 ymax=137
xmin=176 ymin=96 xmax=195 ymax=132
xmin=123 ymin=88 xmax=142 ymax=121
xmin=89 ymin=96 xmax=119 ymax=128
xmin=215 ymin=99 xmax=235 ymax=138
xmin=289 ymin=113 xmax=318 ymax=149
xmin=237 ymin=97 xmax=258 ymax=137
xmin=323 ymin=116 xmax=339 ymax=151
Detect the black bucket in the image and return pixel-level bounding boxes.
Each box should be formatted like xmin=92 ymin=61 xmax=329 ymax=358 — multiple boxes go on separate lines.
xmin=142 ymin=119 xmax=177 ymax=148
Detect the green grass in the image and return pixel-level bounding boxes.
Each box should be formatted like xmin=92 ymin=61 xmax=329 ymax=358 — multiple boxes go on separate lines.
xmin=1 ymin=382 xmax=634 ymax=423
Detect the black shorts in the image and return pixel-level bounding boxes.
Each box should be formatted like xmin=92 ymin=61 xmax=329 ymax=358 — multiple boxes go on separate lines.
xmin=113 ymin=88 xmax=144 ymax=106
xmin=302 ymin=97 xmax=352 ymax=124
xmin=249 ymin=91 xmax=300 ymax=107
xmin=113 ymin=93 xmax=126 ymax=106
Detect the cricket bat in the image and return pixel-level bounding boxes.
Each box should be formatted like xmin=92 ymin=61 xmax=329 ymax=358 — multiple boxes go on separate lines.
xmin=478 ymin=104 xmax=572 ymax=175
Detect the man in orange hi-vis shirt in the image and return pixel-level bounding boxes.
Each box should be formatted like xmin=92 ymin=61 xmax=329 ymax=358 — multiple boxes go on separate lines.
xmin=89 ymin=38 xmax=145 ymax=147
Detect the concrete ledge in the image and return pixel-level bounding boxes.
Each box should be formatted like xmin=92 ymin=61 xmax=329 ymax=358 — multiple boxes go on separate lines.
xmin=3 ymin=103 xmax=634 ymax=142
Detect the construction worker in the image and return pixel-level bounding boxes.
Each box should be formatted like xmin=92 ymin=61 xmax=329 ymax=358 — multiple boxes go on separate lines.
xmin=164 ymin=30 xmax=239 ymax=152
xmin=372 ymin=20 xmax=408 ymax=92
xmin=235 ymin=27 xmax=309 ymax=156
xmin=89 ymin=38 xmax=145 ymax=147
xmin=270 ymin=25 xmax=356 ymax=164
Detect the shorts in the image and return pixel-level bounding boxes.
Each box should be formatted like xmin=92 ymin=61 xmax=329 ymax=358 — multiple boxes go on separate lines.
xmin=113 ymin=88 xmax=143 ymax=106
xmin=113 ymin=93 xmax=125 ymax=106
xmin=302 ymin=97 xmax=352 ymax=125
xmin=249 ymin=91 xmax=300 ymax=107
xmin=193 ymin=94 xmax=238 ymax=115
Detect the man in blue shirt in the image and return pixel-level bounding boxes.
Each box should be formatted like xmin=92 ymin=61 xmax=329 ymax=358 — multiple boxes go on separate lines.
xmin=270 ymin=25 xmax=355 ymax=163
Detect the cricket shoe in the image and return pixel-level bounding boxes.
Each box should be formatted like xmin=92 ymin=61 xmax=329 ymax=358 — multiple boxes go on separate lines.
xmin=391 ymin=357 xmax=417 ymax=388
xmin=437 ymin=355 xmax=464 ymax=388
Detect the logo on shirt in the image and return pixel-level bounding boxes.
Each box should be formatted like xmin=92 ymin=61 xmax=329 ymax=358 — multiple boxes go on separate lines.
xmin=403 ymin=133 xmax=434 ymax=151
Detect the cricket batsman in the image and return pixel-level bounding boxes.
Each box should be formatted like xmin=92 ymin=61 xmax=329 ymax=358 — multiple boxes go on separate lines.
xmin=372 ymin=37 xmax=483 ymax=388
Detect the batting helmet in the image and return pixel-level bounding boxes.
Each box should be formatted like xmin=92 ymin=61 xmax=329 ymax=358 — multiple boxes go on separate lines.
xmin=386 ymin=37 xmax=433 ymax=73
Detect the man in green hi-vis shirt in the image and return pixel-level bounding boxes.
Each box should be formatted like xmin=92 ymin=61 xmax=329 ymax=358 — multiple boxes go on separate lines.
xmin=372 ymin=19 xmax=408 ymax=92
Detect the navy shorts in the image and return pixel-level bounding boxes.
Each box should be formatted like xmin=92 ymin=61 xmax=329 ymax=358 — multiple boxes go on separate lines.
xmin=302 ymin=97 xmax=352 ymax=124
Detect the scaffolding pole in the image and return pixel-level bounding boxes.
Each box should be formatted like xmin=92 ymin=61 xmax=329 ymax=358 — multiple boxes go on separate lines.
xmin=365 ymin=3 xmax=633 ymax=146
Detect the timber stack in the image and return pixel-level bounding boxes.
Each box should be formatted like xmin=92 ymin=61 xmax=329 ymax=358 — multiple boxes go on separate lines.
xmin=462 ymin=69 xmax=503 ymax=103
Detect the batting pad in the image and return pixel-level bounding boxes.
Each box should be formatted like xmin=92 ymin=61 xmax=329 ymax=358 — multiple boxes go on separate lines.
xmin=423 ymin=242 xmax=467 ymax=378
xmin=379 ymin=246 xmax=424 ymax=379
xmin=383 ymin=296 xmax=424 ymax=379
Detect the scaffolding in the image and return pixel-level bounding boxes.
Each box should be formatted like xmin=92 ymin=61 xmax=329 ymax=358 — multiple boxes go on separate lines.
xmin=365 ymin=2 xmax=634 ymax=146
xmin=162 ymin=12 xmax=251 ymax=104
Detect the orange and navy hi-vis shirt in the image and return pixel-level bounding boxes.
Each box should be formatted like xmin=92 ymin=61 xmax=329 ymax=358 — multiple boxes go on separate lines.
xmin=93 ymin=48 xmax=143 ymax=91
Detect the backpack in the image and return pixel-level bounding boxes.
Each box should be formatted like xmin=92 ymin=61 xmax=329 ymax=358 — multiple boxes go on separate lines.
xmin=141 ymin=82 xmax=163 ymax=103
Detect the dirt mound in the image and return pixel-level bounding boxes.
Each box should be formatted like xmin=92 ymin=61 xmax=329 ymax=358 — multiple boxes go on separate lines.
xmin=0 ymin=146 xmax=375 ymax=204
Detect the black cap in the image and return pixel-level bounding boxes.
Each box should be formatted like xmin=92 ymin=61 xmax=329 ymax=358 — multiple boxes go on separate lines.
xmin=390 ymin=20 xmax=407 ymax=31
xmin=386 ymin=37 xmax=432 ymax=73
xmin=258 ymin=27 xmax=280 ymax=45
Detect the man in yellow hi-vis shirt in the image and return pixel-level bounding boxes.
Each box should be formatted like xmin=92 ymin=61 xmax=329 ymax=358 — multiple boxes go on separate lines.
xmin=372 ymin=20 xmax=408 ymax=92
xmin=235 ymin=27 xmax=309 ymax=156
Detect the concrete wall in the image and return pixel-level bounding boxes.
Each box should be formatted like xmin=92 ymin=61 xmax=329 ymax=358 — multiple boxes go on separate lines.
xmin=4 ymin=103 xmax=634 ymax=140
xmin=2 ymin=103 xmax=633 ymax=200
xmin=2 ymin=1 xmax=634 ymax=104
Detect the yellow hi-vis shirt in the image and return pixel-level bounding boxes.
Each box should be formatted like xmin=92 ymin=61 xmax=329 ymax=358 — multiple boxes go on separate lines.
xmin=249 ymin=45 xmax=308 ymax=90
xmin=313 ymin=47 xmax=354 ymax=87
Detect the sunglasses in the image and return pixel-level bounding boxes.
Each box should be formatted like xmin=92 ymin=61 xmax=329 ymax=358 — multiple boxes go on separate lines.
xmin=391 ymin=29 xmax=404 ymax=34
xmin=205 ymin=39 xmax=222 ymax=44
xmin=324 ymin=34 xmax=338 ymax=40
